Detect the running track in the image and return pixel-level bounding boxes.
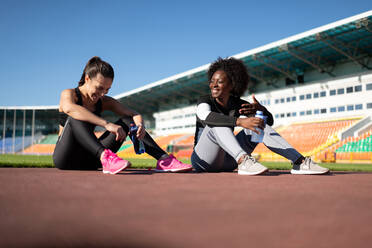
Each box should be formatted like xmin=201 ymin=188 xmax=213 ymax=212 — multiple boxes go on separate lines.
xmin=1 ymin=168 xmax=372 ymax=248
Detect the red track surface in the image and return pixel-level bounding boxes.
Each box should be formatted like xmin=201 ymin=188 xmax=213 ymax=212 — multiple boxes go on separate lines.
xmin=1 ymin=168 xmax=372 ymax=248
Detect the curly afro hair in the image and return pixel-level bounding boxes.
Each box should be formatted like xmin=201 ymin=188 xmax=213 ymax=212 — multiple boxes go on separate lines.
xmin=207 ymin=57 xmax=250 ymax=97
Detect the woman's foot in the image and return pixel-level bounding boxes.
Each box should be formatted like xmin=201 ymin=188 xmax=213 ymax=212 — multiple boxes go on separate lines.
xmin=101 ymin=149 xmax=131 ymax=174
xmin=155 ymin=154 xmax=193 ymax=172
xmin=238 ymin=155 xmax=268 ymax=175
xmin=290 ymin=157 xmax=329 ymax=175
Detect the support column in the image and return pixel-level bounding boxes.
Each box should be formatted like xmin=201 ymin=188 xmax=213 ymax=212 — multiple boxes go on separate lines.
xmin=31 ymin=109 xmax=35 ymax=153
xmin=12 ymin=110 xmax=16 ymax=154
xmin=22 ymin=110 xmax=26 ymax=153
xmin=2 ymin=110 xmax=6 ymax=154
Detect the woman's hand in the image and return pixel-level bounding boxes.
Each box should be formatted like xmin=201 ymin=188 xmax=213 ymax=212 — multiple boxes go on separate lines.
xmin=104 ymin=122 xmax=126 ymax=142
xmin=236 ymin=117 xmax=265 ymax=134
xmin=136 ymin=124 xmax=146 ymax=140
xmin=239 ymin=94 xmax=266 ymax=115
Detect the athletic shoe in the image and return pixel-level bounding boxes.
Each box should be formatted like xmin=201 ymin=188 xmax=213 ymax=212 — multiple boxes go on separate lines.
xmin=238 ymin=155 xmax=268 ymax=175
xmin=290 ymin=157 xmax=329 ymax=175
xmin=155 ymin=154 xmax=193 ymax=172
xmin=101 ymin=149 xmax=130 ymax=175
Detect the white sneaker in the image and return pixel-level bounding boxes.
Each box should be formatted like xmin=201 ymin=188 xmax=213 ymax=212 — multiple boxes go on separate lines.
xmin=290 ymin=157 xmax=329 ymax=175
xmin=238 ymin=155 xmax=268 ymax=175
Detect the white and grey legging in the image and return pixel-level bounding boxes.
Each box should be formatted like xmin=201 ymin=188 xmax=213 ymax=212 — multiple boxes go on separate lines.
xmin=191 ymin=125 xmax=303 ymax=172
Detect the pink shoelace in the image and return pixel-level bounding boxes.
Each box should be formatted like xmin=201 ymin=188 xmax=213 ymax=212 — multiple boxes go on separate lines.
xmin=103 ymin=150 xmax=121 ymax=165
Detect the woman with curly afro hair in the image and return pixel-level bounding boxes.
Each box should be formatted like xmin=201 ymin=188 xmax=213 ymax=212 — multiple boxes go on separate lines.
xmin=191 ymin=57 xmax=329 ymax=175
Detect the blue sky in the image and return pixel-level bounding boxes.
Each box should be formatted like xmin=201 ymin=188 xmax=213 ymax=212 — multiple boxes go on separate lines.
xmin=0 ymin=0 xmax=371 ymax=106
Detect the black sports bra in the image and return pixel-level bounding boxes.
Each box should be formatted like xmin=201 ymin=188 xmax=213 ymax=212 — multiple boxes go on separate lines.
xmin=58 ymin=87 xmax=102 ymax=127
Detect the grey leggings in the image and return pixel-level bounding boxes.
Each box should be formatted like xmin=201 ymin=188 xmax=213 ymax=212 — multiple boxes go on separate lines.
xmin=191 ymin=125 xmax=302 ymax=172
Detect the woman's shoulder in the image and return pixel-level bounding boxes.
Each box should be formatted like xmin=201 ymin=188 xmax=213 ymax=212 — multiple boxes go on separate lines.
xmin=60 ymin=88 xmax=77 ymax=97
xmin=59 ymin=88 xmax=78 ymax=111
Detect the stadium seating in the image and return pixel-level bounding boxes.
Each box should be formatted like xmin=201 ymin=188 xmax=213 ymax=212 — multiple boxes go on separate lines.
xmin=23 ymin=144 xmax=56 ymax=154
xmin=329 ymin=129 xmax=372 ymax=162
xmin=0 ymin=135 xmax=42 ymax=154
xmin=22 ymin=134 xmax=57 ymax=155
xmin=39 ymin=134 xmax=58 ymax=144
xmin=22 ymin=132 xmax=108 ymax=155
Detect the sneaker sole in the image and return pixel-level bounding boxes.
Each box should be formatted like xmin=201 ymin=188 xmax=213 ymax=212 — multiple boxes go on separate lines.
xmin=103 ymin=161 xmax=131 ymax=175
xmin=154 ymin=167 xmax=193 ymax=173
xmin=238 ymin=168 xmax=268 ymax=175
xmin=290 ymin=169 xmax=329 ymax=175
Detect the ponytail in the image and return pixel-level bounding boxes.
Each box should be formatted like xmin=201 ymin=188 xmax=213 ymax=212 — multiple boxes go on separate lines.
xmin=78 ymin=56 xmax=114 ymax=86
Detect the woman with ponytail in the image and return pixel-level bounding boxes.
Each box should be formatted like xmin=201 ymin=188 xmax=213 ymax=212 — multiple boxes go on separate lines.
xmin=53 ymin=56 xmax=192 ymax=174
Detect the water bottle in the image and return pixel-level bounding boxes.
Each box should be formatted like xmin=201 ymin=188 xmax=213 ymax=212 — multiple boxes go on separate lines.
xmin=129 ymin=122 xmax=145 ymax=154
xmin=251 ymin=111 xmax=267 ymax=143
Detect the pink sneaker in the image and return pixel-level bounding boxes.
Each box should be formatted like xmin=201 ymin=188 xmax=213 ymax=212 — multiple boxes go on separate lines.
xmin=101 ymin=149 xmax=130 ymax=174
xmin=155 ymin=154 xmax=193 ymax=172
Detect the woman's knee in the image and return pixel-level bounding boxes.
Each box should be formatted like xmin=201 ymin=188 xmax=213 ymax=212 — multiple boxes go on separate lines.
xmin=191 ymin=151 xmax=222 ymax=173
xmin=67 ymin=116 xmax=95 ymax=131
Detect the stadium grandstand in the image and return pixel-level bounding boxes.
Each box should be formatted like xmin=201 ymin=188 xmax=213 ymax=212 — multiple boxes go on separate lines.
xmin=1 ymin=10 xmax=372 ymax=163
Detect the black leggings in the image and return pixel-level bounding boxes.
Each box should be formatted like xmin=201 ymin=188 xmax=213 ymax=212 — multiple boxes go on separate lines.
xmin=53 ymin=116 xmax=167 ymax=170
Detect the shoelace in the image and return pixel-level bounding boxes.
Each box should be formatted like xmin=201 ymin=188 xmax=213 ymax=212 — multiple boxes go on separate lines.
xmin=240 ymin=155 xmax=256 ymax=168
xmin=248 ymin=156 xmax=257 ymax=163
xmin=170 ymin=157 xmax=182 ymax=167
xmin=242 ymin=155 xmax=256 ymax=163
xmin=105 ymin=151 xmax=120 ymax=164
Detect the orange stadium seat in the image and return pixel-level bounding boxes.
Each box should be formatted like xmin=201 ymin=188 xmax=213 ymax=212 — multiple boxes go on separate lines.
xmin=23 ymin=144 xmax=56 ymax=155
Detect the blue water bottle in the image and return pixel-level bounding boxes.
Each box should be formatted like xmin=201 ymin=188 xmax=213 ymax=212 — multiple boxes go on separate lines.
xmin=251 ymin=111 xmax=267 ymax=143
xmin=129 ymin=122 xmax=145 ymax=154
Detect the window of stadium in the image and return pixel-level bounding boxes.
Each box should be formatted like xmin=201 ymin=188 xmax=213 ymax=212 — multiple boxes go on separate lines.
xmin=286 ymin=97 xmax=290 ymax=102
xmin=367 ymin=103 xmax=372 ymax=109
xmin=355 ymin=85 xmax=362 ymax=92
xmin=292 ymin=96 xmax=296 ymax=101
xmin=275 ymin=99 xmax=279 ymax=104
xmin=292 ymin=112 xmax=297 ymax=117
xmin=287 ymin=113 xmax=291 ymax=117
xmin=280 ymin=113 xmax=285 ymax=118
xmin=267 ymin=99 xmax=270 ymax=105
xmin=338 ymin=106 xmax=345 ymax=112
xmin=306 ymin=94 xmax=312 ymax=99
xmin=320 ymin=91 xmax=326 ymax=97
xmin=300 ymin=95 xmax=305 ymax=100
xmin=314 ymin=109 xmax=320 ymax=114
xmin=330 ymin=90 xmax=336 ymax=96
xmin=330 ymin=107 xmax=336 ymax=113
xmin=367 ymin=83 xmax=372 ymax=91
xmin=346 ymin=87 xmax=353 ymax=93
xmin=321 ymin=108 xmax=327 ymax=114
xmin=355 ymin=104 xmax=363 ymax=110
xmin=280 ymin=98 xmax=284 ymax=103
xmin=337 ymin=88 xmax=344 ymax=95
xmin=313 ymin=92 xmax=319 ymax=98
xmin=306 ymin=110 xmax=312 ymax=115
xmin=275 ymin=114 xmax=279 ymax=118
xmin=300 ymin=111 xmax=305 ymax=116
xmin=347 ymin=105 xmax=354 ymax=111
